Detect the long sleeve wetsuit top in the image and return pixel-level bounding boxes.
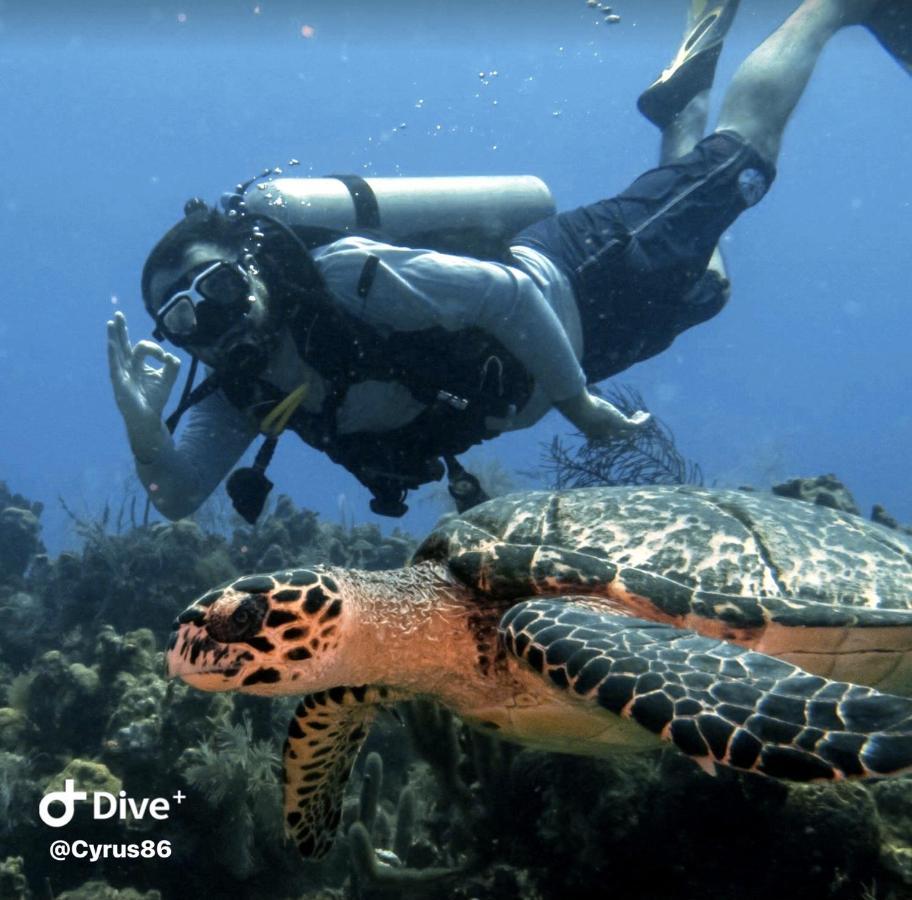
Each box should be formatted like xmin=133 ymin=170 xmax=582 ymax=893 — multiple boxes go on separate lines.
xmin=137 ymin=237 xmax=583 ymax=519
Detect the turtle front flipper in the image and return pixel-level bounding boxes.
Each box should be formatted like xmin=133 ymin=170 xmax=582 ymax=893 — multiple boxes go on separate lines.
xmin=447 ymin=538 xmax=619 ymax=600
xmin=284 ymin=686 xmax=381 ymax=859
xmin=445 ymin=537 xmax=701 ymax=622
xmin=500 ymin=598 xmax=912 ymax=781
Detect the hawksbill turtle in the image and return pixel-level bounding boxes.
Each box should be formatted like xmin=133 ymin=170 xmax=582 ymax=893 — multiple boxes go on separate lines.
xmin=167 ymin=485 xmax=912 ymax=859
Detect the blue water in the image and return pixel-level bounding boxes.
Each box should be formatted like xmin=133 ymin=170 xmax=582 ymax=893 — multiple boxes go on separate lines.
xmin=1 ymin=0 xmax=909 ymax=552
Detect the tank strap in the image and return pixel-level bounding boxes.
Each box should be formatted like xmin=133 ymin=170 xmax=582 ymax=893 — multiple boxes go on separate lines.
xmin=326 ymin=174 xmax=381 ymax=229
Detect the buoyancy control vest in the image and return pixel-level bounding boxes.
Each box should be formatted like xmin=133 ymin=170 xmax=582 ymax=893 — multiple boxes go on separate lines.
xmin=174 ymin=174 xmax=556 ymax=520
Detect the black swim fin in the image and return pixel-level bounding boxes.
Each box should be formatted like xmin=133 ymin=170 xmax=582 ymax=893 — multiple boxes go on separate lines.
xmin=638 ymin=0 xmax=742 ymax=130
xmin=865 ymin=1 xmax=912 ymax=77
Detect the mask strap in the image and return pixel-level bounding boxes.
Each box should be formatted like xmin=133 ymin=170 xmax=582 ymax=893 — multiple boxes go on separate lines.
xmin=163 ymin=357 xmax=224 ymax=433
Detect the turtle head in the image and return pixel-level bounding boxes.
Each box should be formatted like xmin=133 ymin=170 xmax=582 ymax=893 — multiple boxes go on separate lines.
xmin=167 ymin=569 xmax=348 ymax=696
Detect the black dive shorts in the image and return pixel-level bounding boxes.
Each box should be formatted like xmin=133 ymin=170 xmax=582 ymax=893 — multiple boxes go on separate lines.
xmin=512 ymin=130 xmax=776 ymax=384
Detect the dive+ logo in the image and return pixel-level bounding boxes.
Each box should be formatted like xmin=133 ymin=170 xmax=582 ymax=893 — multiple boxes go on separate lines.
xmin=39 ymin=780 xmax=183 ymax=827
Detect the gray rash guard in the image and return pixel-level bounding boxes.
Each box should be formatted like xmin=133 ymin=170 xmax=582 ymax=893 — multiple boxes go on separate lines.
xmin=137 ymin=237 xmax=583 ymax=519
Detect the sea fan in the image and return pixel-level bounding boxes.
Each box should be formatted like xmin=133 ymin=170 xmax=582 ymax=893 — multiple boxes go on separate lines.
xmin=543 ymin=384 xmax=703 ymax=489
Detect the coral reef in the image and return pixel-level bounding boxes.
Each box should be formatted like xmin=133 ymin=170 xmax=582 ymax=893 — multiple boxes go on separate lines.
xmin=0 ymin=484 xmax=420 ymax=899
xmin=178 ymin=715 xmax=282 ymax=880
xmin=0 ymin=481 xmax=44 ymax=584
xmin=771 ymin=474 xmax=912 ymax=534
xmin=229 ymin=495 xmax=414 ymax=574
xmin=0 ymin=856 xmax=30 ymax=900
xmin=772 ymin=473 xmax=862 ymax=515
xmin=2 ymin=477 xmax=912 ymax=900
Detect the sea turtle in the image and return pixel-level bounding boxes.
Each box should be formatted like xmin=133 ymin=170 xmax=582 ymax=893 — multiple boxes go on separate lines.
xmin=167 ymin=485 xmax=912 ymax=860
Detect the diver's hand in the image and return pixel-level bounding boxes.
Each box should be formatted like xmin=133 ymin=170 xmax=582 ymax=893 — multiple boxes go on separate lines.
xmin=106 ymin=310 xmax=180 ymax=462
xmin=555 ymin=389 xmax=651 ymax=441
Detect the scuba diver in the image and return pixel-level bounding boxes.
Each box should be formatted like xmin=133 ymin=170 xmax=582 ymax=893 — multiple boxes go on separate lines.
xmin=108 ymin=0 xmax=910 ymax=522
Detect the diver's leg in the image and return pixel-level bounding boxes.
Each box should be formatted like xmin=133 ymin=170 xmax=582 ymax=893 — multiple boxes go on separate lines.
xmin=660 ymin=90 xmax=732 ymax=293
xmin=716 ymin=0 xmax=878 ymax=163
xmin=653 ymin=1 xmax=732 ymax=164
xmin=660 ymin=92 xmax=710 ymax=166
xmin=657 ymin=5 xmax=730 ymax=295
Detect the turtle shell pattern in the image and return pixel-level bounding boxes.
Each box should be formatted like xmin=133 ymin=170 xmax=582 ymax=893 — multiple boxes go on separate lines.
xmin=416 ymin=485 xmax=912 ymax=621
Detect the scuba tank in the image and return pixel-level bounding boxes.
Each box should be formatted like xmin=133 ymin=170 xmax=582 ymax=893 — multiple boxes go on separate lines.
xmin=241 ymin=174 xmax=555 ymax=259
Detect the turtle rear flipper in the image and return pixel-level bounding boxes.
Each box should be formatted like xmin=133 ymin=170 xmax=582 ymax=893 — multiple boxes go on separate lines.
xmin=500 ymin=598 xmax=912 ymax=780
xmin=284 ymin=686 xmax=381 ymax=859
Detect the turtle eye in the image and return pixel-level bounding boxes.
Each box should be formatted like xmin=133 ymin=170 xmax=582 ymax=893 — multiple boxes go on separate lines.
xmin=207 ymin=595 xmax=268 ymax=643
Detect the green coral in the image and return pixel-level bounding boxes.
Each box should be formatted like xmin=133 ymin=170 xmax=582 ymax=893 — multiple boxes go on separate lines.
xmin=17 ymin=651 xmax=104 ymax=758
xmin=56 ymin=882 xmax=161 ymax=900
xmin=0 ymin=708 xmax=27 ymax=753
xmin=0 ymin=505 xmax=44 ymax=581
xmin=343 ymin=749 xmax=464 ymax=899
xmin=179 ymin=715 xmax=282 ymax=880
xmin=47 ymin=758 xmax=122 ymax=797
xmin=0 ymin=855 xmax=30 ymax=900
xmin=0 ymin=752 xmax=37 ymax=838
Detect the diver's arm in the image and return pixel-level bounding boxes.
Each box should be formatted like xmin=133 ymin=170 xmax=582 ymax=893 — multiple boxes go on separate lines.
xmin=553 ymin=392 xmax=651 ymax=440
xmin=313 ymin=239 xmax=649 ymax=439
xmin=107 ymin=311 xmax=256 ymax=519
xmin=133 ymin=390 xmax=257 ymax=520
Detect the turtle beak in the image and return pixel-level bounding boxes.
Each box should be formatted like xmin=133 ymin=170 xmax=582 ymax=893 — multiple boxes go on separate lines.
xmin=166 ymin=618 xmax=241 ymax=690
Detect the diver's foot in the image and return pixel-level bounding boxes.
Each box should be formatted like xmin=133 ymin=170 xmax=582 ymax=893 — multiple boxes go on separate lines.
xmin=864 ymin=0 xmax=912 ymax=75
xmin=637 ymin=0 xmax=742 ymax=129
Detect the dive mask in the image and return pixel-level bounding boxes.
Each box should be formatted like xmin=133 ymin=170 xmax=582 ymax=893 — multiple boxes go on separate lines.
xmin=153 ymin=260 xmax=252 ymax=347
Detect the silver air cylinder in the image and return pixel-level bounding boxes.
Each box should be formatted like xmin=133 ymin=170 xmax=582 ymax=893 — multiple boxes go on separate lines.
xmin=243 ymin=175 xmax=555 ymax=257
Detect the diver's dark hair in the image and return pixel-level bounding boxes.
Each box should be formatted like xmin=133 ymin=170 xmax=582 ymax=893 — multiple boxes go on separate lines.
xmin=141 ymin=204 xmax=248 ymax=313
xmin=141 ymin=197 xmax=330 ymax=322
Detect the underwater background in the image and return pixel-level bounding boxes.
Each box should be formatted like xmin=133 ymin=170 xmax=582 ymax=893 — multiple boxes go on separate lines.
xmin=1 ymin=1 xmax=912 ymax=898
xmin=3 ymin=0 xmax=910 ymax=550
